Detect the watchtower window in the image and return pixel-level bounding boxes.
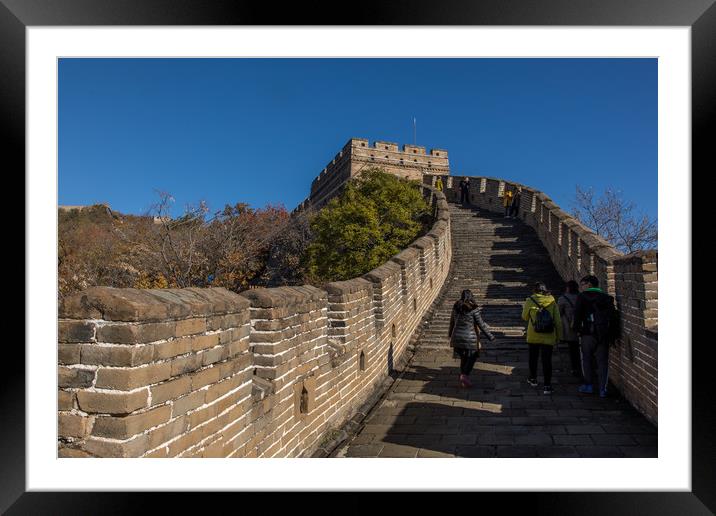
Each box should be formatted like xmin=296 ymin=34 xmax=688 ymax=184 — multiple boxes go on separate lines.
xmin=413 ymin=150 xmax=417 ymax=153
xmin=361 ymin=143 xmax=366 ymax=147
xmin=435 ymin=152 xmax=440 ymax=156
xmin=299 ymin=386 xmax=309 ymax=414
xmin=359 ymin=351 xmax=366 ymax=371
xmin=385 ymin=146 xmax=389 ymax=150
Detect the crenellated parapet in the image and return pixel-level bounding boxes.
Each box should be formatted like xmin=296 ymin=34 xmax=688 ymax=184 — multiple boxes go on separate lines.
xmin=304 ymin=137 xmax=450 ymax=211
xmin=431 ymin=173 xmax=657 ymax=424
xmin=58 ymin=186 xmax=452 ymax=458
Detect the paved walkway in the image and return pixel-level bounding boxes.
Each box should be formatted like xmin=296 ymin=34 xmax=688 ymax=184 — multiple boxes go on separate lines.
xmin=334 ymin=204 xmax=657 ymax=458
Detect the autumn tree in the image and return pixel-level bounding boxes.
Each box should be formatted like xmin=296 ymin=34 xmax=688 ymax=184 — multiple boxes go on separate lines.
xmin=258 ymin=207 xmax=314 ymax=287
xmin=143 ymin=192 xmax=290 ymax=291
xmin=572 ymin=185 xmax=658 ymax=254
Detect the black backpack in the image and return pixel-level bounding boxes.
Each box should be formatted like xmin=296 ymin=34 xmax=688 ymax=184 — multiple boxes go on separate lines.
xmin=586 ymin=296 xmax=619 ymax=344
xmin=529 ymin=296 xmax=554 ymax=333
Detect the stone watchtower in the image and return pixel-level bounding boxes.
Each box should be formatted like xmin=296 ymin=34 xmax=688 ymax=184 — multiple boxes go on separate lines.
xmin=302 ymin=137 xmax=450 ymax=210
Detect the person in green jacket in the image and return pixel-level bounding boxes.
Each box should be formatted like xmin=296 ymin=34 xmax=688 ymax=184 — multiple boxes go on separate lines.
xmin=521 ymin=282 xmax=563 ymax=394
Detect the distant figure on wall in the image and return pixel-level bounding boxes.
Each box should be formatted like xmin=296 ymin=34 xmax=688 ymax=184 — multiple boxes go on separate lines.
xmin=522 ymin=282 xmax=563 ymax=395
xmin=435 ymin=176 xmax=444 ymax=192
xmin=448 ymin=289 xmax=495 ymax=388
xmin=558 ymin=280 xmax=582 ymax=380
xmin=459 ymin=177 xmax=471 ymax=205
xmin=573 ymin=275 xmax=618 ymax=398
xmin=510 ymin=187 xmax=522 ymax=218
xmin=503 ymin=188 xmax=514 ymax=217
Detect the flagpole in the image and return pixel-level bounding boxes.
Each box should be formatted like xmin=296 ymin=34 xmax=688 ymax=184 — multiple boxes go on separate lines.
xmin=413 ymin=117 xmax=416 ymax=145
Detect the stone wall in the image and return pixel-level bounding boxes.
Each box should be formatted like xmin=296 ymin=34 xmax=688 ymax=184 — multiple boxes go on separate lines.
xmin=611 ymin=251 xmax=658 ymax=425
xmin=57 ymin=187 xmax=452 ymax=457
xmin=432 ymin=174 xmax=657 ymax=424
xmin=298 ymin=138 xmax=450 ymax=212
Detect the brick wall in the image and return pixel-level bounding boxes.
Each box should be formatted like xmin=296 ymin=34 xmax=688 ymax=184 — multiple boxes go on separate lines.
xmin=610 ymin=251 xmax=658 ymax=425
xmin=433 ymin=174 xmax=657 ymax=425
xmin=302 ymin=138 xmax=451 ymax=212
xmin=58 ymin=187 xmax=452 ymax=457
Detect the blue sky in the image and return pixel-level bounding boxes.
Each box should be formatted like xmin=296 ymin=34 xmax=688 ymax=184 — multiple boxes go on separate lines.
xmin=59 ymin=58 xmax=657 ymax=219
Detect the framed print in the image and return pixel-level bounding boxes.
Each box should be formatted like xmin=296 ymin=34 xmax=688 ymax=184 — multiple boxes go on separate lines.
xmin=4 ymin=0 xmax=713 ymax=512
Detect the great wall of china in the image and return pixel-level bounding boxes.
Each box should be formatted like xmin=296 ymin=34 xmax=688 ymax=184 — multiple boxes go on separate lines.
xmin=57 ymin=138 xmax=657 ymax=458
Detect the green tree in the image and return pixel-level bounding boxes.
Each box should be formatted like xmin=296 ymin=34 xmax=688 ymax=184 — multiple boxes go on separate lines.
xmin=305 ymin=168 xmax=430 ymax=282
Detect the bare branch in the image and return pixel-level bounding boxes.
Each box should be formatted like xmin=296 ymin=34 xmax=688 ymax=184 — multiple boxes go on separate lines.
xmin=572 ymin=185 xmax=657 ymax=253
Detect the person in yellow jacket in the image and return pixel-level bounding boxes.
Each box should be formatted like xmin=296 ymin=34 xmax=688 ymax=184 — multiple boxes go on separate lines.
xmin=503 ymin=188 xmax=513 ymax=217
xmin=521 ymin=282 xmax=563 ymax=394
xmin=435 ymin=176 xmax=444 ymax=192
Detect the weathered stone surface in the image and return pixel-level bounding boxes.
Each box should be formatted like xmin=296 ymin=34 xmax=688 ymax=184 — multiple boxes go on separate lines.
xmin=58 ymin=366 xmax=95 ymax=388
xmin=57 ymin=175 xmax=656 ymax=460
xmin=76 ymin=389 xmax=148 ymax=415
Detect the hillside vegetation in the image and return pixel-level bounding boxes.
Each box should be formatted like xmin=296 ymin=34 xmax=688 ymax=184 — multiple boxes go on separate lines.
xmin=58 ymin=168 xmax=431 ymax=298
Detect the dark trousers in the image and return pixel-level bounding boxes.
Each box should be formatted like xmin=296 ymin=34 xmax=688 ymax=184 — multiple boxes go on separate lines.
xmin=455 ymin=348 xmax=479 ymax=375
xmin=528 ymin=343 xmax=553 ymax=386
xmin=564 ymin=340 xmax=582 ymax=375
xmin=460 ymin=190 xmax=469 ymax=205
xmin=580 ymin=334 xmax=609 ymax=391
xmin=509 ymin=204 xmax=519 ymax=217
xmin=504 ymin=206 xmax=510 ymax=216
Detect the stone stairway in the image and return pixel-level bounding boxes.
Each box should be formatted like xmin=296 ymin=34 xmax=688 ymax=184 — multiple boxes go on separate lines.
xmin=419 ymin=203 xmax=564 ymax=348
xmin=333 ymin=202 xmax=657 ymax=458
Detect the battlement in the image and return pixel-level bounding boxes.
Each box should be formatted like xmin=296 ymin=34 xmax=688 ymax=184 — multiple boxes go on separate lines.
xmin=58 ymin=187 xmax=452 ymax=458
xmin=348 ymin=137 xmax=448 ymax=159
xmin=303 ymin=138 xmax=451 ymax=211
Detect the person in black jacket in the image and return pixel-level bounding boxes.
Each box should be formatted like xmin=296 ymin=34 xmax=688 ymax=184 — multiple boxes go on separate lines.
xmin=448 ymin=289 xmax=495 ymax=388
xmin=458 ymin=178 xmax=471 ymax=206
xmin=510 ymin=187 xmax=522 ymax=218
xmin=573 ymin=275 xmax=618 ymax=398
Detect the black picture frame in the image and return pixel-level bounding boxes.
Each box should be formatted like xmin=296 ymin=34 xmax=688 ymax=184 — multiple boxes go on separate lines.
xmin=5 ymin=0 xmax=711 ymax=513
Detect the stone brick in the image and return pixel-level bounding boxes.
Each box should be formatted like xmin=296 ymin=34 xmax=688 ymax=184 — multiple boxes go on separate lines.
xmin=81 ymin=344 xmax=154 ymax=367
xmin=191 ymin=333 xmax=220 ymax=352
xmin=95 ymin=362 xmax=172 ymax=390
xmin=96 ymin=322 xmax=175 ymax=344
xmin=147 ymin=415 xmax=188 ymax=451
xmin=152 ymin=338 xmax=192 ymax=360
xmin=201 ymin=346 xmax=228 ymax=366
xmin=144 ymin=447 xmax=168 ymax=458
xmin=58 ymin=413 xmax=91 ymax=438
xmin=58 ymin=447 xmax=94 ymax=458
xmin=170 ymin=354 xmax=203 ymax=377
xmin=175 ymin=318 xmax=207 ymax=337
xmin=172 ymin=390 xmax=206 ymax=417
xmin=150 ymin=376 xmax=193 ymax=405
xmin=58 ymin=390 xmax=75 ymax=410
xmin=58 ymin=366 xmax=95 ymax=388
xmin=58 ymin=320 xmax=96 ymax=343
xmin=168 ymin=426 xmax=205 ymax=457
xmin=92 ymin=405 xmax=172 ymax=439
xmin=190 ymin=366 xmax=221 ymax=390
xmin=59 ymin=287 xmax=171 ymax=322
xmin=83 ymin=434 xmax=150 ymax=458
xmin=76 ymin=388 xmax=149 ymax=414
xmin=58 ymin=344 xmax=81 ymax=365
